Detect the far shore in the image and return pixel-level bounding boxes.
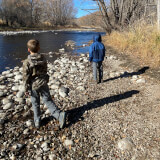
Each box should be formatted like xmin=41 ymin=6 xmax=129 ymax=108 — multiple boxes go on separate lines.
xmin=0 ymin=26 xmax=105 ymax=32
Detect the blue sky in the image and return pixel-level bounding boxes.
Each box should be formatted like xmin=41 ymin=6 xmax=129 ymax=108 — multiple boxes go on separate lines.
xmin=74 ymin=0 xmax=99 ymax=18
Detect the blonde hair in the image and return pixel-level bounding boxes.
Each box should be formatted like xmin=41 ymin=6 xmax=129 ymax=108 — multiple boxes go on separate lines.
xmin=27 ymin=39 xmax=40 ymax=53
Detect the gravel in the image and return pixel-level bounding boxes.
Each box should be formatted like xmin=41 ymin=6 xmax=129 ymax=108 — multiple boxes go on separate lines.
xmin=0 ymin=49 xmax=160 ymax=159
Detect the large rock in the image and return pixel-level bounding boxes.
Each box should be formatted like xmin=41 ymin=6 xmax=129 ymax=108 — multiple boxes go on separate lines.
xmin=117 ymin=137 xmax=135 ymax=151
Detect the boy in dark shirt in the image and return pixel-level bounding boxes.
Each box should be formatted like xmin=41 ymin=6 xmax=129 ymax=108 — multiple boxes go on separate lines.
xmin=23 ymin=39 xmax=66 ymax=129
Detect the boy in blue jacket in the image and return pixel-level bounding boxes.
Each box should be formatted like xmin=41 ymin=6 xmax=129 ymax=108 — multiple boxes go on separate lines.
xmin=89 ymin=34 xmax=105 ymax=83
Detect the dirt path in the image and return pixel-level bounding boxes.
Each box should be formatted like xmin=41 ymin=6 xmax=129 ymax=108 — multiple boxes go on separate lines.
xmin=76 ymin=49 xmax=160 ymax=159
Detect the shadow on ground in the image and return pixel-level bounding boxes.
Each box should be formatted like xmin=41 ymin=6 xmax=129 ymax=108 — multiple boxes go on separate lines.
xmin=67 ymin=90 xmax=139 ymax=127
xmin=103 ymin=66 xmax=149 ymax=83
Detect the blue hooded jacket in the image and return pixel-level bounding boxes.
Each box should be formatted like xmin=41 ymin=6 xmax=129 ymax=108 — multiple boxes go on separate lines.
xmin=89 ymin=34 xmax=105 ymax=62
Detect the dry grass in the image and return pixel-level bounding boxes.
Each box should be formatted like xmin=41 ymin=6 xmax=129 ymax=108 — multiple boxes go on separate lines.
xmin=104 ymin=23 xmax=160 ymax=67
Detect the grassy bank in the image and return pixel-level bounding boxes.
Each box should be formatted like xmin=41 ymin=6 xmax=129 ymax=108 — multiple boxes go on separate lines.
xmin=103 ymin=24 xmax=160 ymax=68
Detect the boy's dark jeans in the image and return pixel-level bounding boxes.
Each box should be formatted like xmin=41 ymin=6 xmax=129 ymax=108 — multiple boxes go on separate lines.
xmin=92 ymin=61 xmax=103 ymax=82
xmin=31 ymin=84 xmax=60 ymax=124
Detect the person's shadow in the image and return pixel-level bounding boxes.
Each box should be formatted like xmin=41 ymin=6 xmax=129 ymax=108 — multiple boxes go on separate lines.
xmin=66 ymin=90 xmax=139 ymax=127
xmin=103 ymin=66 xmax=149 ymax=83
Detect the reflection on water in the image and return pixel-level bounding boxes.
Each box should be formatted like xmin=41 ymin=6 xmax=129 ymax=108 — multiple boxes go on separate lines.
xmin=0 ymin=31 xmax=105 ymax=73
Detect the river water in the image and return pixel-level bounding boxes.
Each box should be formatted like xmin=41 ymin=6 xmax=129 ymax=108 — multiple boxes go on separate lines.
xmin=0 ymin=31 xmax=105 ymax=73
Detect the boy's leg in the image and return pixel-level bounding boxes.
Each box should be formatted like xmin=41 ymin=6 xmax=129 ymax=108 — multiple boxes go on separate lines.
xmin=98 ymin=61 xmax=103 ymax=83
xmin=40 ymin=84 xmax=66 ymax=128
xmin=92 ymin=62 xmax=98 ymax=81
xmin=31 ymin=89 xmax=41 ymax=126
xmin=40 ymin=84 xmax=60 ymax=119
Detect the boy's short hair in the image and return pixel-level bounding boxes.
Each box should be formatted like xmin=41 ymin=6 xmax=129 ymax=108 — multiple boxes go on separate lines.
xmin=27 ymin=39 xmax=40 ymax=53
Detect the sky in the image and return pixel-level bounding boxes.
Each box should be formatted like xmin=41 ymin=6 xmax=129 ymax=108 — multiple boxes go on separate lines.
xmin=74 ymin=0 xmax=99 ymax=18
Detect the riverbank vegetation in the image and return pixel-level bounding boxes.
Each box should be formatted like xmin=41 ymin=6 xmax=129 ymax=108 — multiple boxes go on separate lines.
xmin=103 ymin=23 xmax=160 ymax=68
xmin=0 ymin=0 xmax=77 ymax=29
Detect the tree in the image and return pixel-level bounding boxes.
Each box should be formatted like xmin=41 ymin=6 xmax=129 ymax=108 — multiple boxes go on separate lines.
xmin=90 ymin=0 xmax=155 ymax=32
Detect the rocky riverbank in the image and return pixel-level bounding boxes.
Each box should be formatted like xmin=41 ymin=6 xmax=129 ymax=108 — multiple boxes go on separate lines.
xmin=0 ymin=48 xmax=160 ymax=159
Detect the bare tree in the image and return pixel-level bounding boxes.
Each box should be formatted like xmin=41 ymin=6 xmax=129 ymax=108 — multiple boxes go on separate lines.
xmin=89 ymin=0 xmax=155 ymax=32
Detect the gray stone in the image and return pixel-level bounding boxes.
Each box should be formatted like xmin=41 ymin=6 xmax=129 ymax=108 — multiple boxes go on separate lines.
xmin=59 ymin=86 xmax=69 ymax=98
xmin=50 ymin=84 xmax=59 ymax=90
xmin=64 ymin=139 xmax=73 ymax=147
xmin=136 ymin=78 xmax=146 ymax=83
xmin=0 ymin=85 xmax=6 ymax=90
xmin=15 ymin=74 xmax=23 ymax=81
xmin=71 ymin=66 xmax=78 ymax=73
xmin=12 ymin=143 xmax=24 ymax=151
xmin=3 ymin=103 xmax=13 ymax=110
xmin=41 ymin=142 xmax=49 ymax=152
xmin=23 ymin=128 xmax=29 ymax=135
xmin=12 ymin=86 xmax=19 ymax=91
xmin=49 ymin=154 xmax=56 ymax=160
xmin=16 ymin=91 xmax=24 ymax=98
xmin=26 ymin=120 xmax=32 ymax=127
xmin=117 ymin=137 xmax=134 ymax=151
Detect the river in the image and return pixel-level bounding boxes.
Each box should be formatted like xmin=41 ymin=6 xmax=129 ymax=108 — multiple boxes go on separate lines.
xmin=0 ymin=30 xmax=105 ymax=73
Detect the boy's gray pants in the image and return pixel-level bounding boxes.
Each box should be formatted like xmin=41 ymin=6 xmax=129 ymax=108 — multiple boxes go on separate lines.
xmin=92 ymin=61 xmax=103 ymax=82
xmin=31 ymin=84 xmax=60 ymax=123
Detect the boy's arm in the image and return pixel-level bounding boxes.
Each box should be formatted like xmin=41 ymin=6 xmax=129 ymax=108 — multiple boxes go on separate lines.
xmin=22 ymin=60 xmax=31 ymax=92
xmin=89 ymin=45 xmax=93 ymax=62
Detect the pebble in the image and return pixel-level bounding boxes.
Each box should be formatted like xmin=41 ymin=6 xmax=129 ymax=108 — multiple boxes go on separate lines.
xmin=136 ymin=78 xmax=146 ymax=83
xmin=3 ymin=103 xmax=13 ymax=110
xmin=26 ymin=120 xmax=32 ymax=127
xmin=64 ymin=139 xmax=74 ymax=147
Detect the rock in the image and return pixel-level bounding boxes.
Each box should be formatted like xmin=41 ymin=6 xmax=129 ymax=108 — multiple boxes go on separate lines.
xmin=117 ymin=137 xmax=134 ymax=151
xmin=16 ymin=91 xmax=25 ymax=98
xmin=64 ymin=139 xmax=73 ymax=147
xmin=136 ymin=78 xmax=146 ymax=83
xmin=132 ymin=75 xmax=138 ymax=80
xmin=14 ymin=74 xmax=23 ymax=82
xmin=6 ymin=73 xmax=14 ymax=78
xmin=41 ymin=142 xmax=49 ymax=152
xmin=0 ymin=92 xmax=5 ymax=97
xmin=49 ymin=154 xmax=56 ymax=160
xmin=23 ymin=128 xmax=29 ymax=135
xmin=26 ymin=120 xmax=32 ymax=127
xmin=59 ymin=86 xmax=69 ymax=98
xmin=3 ymin=103 xmax=13 ymax=110
xmin=65 ymin=40 xmax=76 ymax=47
xmin=53 ymin=72 xmax=60 ymax=78
xmin=14 ymin=98 xmax=25 ymax=104
xmin=12 ymin=143 xmax=24 ymax=151
xmin=71 ymin=66 xmax=78 ymax=73
xmin=0 ymin=119 xmax=5 ymax=125
xmin=76 ymin=86 xmax=85 ymax=91
xmin=0 ymin=112 xmax=6 ymax=118
xmin=45 ymin=109 xmax=50 ymax=115
xmin=59 ymin=48 xmax=65 ymax=53
xmin=50 ymin=84 xmax=59 ymax=90
xmin=0 ymin=85 xmax=6 ymax=90
xmin=12 ymin=86 xmax=19 ymax=91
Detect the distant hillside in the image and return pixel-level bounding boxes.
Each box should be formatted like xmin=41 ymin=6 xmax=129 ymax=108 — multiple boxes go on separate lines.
xmin=75 ymin=12 xmax=103 ymax=28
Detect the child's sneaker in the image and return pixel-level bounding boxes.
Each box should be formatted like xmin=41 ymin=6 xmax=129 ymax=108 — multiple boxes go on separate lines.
xmin=35 ymin=120 xmax=40 ymax=129
xmin=59 ymin=112 xmax=66 ymax=129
